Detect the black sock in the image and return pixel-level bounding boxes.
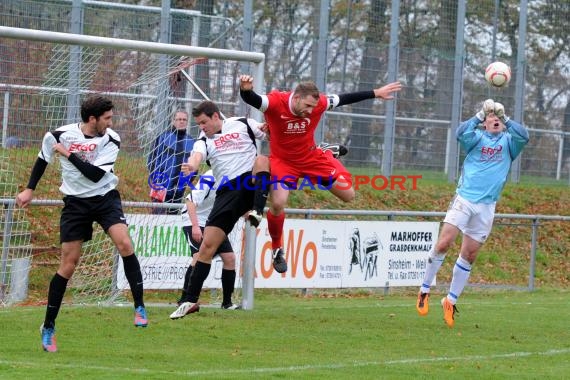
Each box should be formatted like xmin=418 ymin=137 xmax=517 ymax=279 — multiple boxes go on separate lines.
xmin=188 ymin=261 xmax=211 ymax=303
xmin=122 ymin=254 xmax=144 ymax=308
xmin=254 ymin=171 xmax=270 ymax=214
xmin=179 ymin=265 xmax=193 ymax=303
xmin=221 ymin=269 xmax=236 ymax=306
xmin=44 ymin=272 xmax=69 ymax=329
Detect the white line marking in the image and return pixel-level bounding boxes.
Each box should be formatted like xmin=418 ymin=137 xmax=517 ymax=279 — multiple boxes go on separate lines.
xmin=1 ymin=348 xmax=569 ymax=376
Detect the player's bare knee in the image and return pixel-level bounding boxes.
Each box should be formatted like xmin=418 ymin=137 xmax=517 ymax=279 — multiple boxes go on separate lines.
xmin=332 ymin=188 xmax=355 ymax=202
xmin=461 ymin=248 xmax=479 ymax=264
xmin=199 ymin=242 xmax=217 ymax=260
xmin=270 ymin=204 xmax=285 ymax=215
xmin=221 ymin=253 xmax=236 ymax=268
xmin=59 ymin=259 xmax=78 ymax=277
xmin=115 ymin=238 xmax=134 ymax=256
xmin=253 ymin=155 xmax=269 ymax=172
xmin=342 ymin=190 xmax=355 ymax=202
xmin=435 ymin=240 xmax=452 ymax=253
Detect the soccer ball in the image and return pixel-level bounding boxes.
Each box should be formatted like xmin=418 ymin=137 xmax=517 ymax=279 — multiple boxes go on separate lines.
xmin=485 ymin=61 xmax=511 ymax=88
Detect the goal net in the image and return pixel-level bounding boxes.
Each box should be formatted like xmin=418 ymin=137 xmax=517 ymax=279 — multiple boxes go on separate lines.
xmin=0 ymin=28 xmax=263 ymax=306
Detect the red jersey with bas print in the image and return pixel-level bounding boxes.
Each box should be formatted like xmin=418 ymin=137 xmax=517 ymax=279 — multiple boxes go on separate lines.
xmin=264 ymin=90 xmax=328 ymax=164
xmin=263 ymin=90 xmax=349 ymax=186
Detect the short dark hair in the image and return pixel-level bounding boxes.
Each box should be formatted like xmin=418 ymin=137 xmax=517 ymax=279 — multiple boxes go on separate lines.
xmin=294 ymin=81 xmax=320 ymax=100
xmin=192 ymin=101 xmax=220 ymax=118
xmin=80 ymin=96 xmax=114 ymax=122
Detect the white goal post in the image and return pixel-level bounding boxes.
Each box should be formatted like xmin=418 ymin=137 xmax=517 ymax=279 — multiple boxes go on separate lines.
xmin=0 ymin=26 xmax=264 ymax=65
xmin=0 ymin=26 xmax=263 ymax=309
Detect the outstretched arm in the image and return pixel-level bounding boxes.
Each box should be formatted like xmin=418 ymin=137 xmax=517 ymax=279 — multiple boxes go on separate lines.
xmin=239 ymin=74 xmax=263 ymax=109
xmin=333 ymin=81 xmax=403 ymax=108
xmin=372 ymin=81 xmax=403 ymax=100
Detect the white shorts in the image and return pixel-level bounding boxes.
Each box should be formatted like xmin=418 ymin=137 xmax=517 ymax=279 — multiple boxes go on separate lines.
xmin=443 ymin=194 xmax=496 ymax=243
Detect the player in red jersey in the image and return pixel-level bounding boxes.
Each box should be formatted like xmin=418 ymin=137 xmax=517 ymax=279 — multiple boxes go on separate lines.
xmin=239 ymin=75 xmax=402 ymax=273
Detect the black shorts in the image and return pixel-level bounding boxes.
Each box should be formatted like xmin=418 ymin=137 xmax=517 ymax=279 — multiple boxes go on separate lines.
xmin=182 ymin=226 xmax=234 ymax=256
xmin=206 ymin=173 xmax=255 ymax=235
xmin=60 ymin=189 xmax=126 ymax=243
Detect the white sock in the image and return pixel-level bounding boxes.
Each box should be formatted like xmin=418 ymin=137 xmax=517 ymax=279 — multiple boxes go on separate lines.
xmin=419 ymin=250 xmax=446 ymax=294
xmin=448 ymin=256 xmax=472 ymax=304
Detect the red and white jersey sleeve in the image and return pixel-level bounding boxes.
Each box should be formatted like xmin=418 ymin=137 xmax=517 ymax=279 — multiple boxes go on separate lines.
xmin=38 ymin=123 xmax=119 ymax=197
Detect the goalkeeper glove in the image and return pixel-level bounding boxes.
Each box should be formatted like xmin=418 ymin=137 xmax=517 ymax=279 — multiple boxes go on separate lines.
xmin=476 ymin=99 xmax=495 ymax=121
xmin=494 ymin=102 xmax=510 ymax=123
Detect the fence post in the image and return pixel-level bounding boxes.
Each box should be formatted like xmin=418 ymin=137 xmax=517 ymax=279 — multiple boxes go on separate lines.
xmin=301 ymin=211 xmax=313 ymax=297
xmin=556 ymin=137 xmax=564 ymax=180
xmin=2 ymin=91 xmax=9 ymax=148
xmin=241 ymin=223 xmax=257 ymax=310
xmin=528 ymin=218 xmax=539 ymax=291
xmin=1 ymin=200 xmax=15 ymax=302
xmin=510 ymin=0 xmax=529 ymax=183
xmin=447 ymin=0 xmax=466 ymax=183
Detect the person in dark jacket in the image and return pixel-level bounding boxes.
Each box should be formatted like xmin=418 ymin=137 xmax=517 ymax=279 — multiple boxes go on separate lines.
xmin=147 ymin=110 xmax=195 ymax=214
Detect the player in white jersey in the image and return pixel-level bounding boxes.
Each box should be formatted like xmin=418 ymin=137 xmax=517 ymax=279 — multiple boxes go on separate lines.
xmin=15 ymin=96 xmax=147 ymax=352
xmin=170 ymin=100 xmax=270 ymax=319
xmin=416 ymin=99 xmax=529 ymax=328
xmin=178 ymin=170 xmax=241 ymax=310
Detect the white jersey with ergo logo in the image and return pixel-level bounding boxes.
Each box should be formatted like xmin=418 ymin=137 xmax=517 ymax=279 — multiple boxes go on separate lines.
xmin=192 ymin=117 xmax=265 ymax=182
xmin=39 ymin=123 xmax=120 ymax=197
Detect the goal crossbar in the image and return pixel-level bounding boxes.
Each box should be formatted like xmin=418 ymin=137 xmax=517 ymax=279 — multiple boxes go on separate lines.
xmin=0 ymin=26 xmax=264 ymax=64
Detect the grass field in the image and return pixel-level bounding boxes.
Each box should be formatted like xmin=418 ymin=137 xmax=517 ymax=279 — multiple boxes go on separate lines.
xmin=1 ymin=289 xmax=570 ymax=379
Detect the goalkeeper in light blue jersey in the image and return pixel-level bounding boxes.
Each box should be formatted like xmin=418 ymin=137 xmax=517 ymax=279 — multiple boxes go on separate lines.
xmin=455 ymin=103 xmax=529 ymax=204
xmin=415 ymin=99 xmax=529 ymax=328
